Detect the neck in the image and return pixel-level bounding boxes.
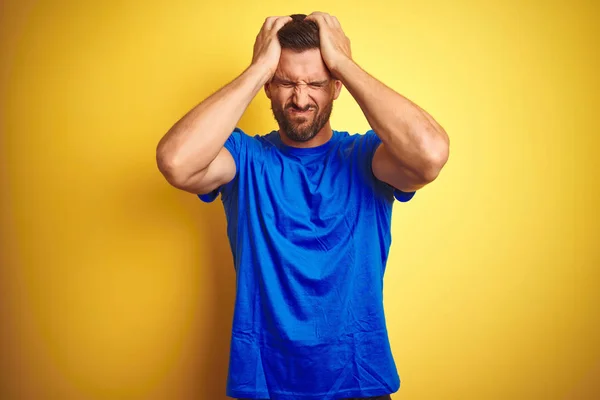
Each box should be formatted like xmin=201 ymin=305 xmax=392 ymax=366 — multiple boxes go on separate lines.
xmin=278 ymin=121 xmax=333 ymax=148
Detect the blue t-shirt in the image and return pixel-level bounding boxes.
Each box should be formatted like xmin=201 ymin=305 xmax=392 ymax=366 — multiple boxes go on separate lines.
xmin=198 ymin=128 xmax=415 ymax=400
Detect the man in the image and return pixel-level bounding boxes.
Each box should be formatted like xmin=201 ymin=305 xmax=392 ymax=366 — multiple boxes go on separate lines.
xmin=156 ymin=12 xmax=449 ymax=400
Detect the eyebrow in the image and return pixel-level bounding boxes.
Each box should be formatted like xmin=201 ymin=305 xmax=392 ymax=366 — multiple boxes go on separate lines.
xmin=272 ymin=76 xmax=329 ymax=85
xmin=308 ymin=79 xmax=329 ymax=85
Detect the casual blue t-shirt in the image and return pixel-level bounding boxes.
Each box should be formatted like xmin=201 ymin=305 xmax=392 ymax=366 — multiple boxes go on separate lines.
xmin=198 ymin=128 xmax=415 ymax=400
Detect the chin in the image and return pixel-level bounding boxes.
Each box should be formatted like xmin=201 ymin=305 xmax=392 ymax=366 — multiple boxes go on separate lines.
xmin=289 ymin=129 xmax=318 ymax=143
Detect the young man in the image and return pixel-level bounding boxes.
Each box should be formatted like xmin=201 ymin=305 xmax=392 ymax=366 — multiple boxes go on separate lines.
xmin=156 ymin=13 xmax=449 ymax=400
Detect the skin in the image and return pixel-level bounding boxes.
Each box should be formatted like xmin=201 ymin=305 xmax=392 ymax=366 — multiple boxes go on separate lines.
xmin=156 ymin=16 xmax=292 ymax=194
xmin=265 ymin=48 xmax=342 ymax=147
xmin=156 ymin=13 xmax=449 ymax=196
xmin=304 ymin=11 xmax=449 ymax=191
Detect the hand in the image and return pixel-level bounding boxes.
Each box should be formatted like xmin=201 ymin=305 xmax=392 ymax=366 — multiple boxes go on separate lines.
xmin=305 ymin=12 xmax=352 ymax=75
xmin=251 ymin=16 xmax=293 ymax=78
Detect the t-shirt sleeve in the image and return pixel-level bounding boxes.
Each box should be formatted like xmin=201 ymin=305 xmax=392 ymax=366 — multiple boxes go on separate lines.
xmin=361 ymin=129 xmax=416 ymax=203
xmin=197 ymin=127 xmax=247 ymax=203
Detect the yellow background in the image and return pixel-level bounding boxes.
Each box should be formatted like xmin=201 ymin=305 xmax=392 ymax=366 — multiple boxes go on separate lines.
xmin=1 ymin=0 xmax=598 ymax=399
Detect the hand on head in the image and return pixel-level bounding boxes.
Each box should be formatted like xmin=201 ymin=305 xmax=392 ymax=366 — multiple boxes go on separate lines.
xmin=251 ymin=16 xmax=293 ymax=78
xmin=304 ymin=12 xmax=352 ymax=76
xmin=251 ymin=13 xmax=352 ymax=80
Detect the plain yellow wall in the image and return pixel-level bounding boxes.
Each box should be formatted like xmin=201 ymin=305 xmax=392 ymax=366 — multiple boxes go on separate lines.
xmin=1 ymin=0 xmax=598 ymax=399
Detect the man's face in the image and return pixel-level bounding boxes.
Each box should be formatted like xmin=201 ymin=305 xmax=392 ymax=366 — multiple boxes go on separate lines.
xmin=265 ymin=48 xmax=342 ymax=143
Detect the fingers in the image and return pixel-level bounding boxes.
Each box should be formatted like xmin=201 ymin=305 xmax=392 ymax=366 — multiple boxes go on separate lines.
xmin=263 ymin=15 xmax=292 ymax=31
xmin=263 ymin=16 xmax=278 ymax=30
xmin=272 ymin=16 xmax=292 ymax=32
xmin=331 ymin=16 xmax=341 ymax=28
xmin=305 ymin=12 xmax=341 ymax=28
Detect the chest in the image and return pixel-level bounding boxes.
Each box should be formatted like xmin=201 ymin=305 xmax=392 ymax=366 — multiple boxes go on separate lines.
xmin=241 ymin=150 xmax=378 ymax=240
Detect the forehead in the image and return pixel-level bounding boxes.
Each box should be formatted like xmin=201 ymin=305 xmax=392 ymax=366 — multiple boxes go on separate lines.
xmin=275 ymin=48 xmax=330 ymax=81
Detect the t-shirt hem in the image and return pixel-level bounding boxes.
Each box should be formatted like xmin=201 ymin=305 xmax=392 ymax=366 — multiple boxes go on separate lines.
xmin=227 ymin=383 xmax=399 ymax=399
xmin=227 ymin=389 xmax=270 ymax=399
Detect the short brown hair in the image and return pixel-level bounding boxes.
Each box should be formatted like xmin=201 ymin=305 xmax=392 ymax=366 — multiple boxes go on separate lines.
xmin=277 ymin=14 xmax=320 ymax=51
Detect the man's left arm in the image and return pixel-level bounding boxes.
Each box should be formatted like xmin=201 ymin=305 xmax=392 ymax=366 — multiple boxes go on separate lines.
xmin=336 ymin=58 xmax=449 ymax=192
xmin=306 ymin=12 xmax=450 ymax=193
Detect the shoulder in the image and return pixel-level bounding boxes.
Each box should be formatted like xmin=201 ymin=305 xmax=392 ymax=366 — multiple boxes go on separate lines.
xmin=334 ymin=129 xmax=382 ymax=155
xmin=336 ymin=129 xmax=416 ymax=203
xmin=336 ymin=129 xmax=379 ymax=144
xmin=238 ymin=128 xmax=280 ymax=147
xmin=225 ymin=128 xmax=279 ymax=156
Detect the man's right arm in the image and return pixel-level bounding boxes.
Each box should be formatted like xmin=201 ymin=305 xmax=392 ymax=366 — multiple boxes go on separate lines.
xmin=156 ymin=65 xmax=271 ymax=195
xmin=156 ymin=16 xmax=292 ymax=195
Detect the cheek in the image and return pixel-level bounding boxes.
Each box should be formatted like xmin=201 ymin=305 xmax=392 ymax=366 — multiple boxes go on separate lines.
xmin=274 ymin=93 xmax=291 ymax=107
xmin=270 ymin=97 xmax=284 ymax=111
xmin=315 ymin=93 xmax=333 ymax=109
xmin=319 ymin=88 xmax=335 ymax=101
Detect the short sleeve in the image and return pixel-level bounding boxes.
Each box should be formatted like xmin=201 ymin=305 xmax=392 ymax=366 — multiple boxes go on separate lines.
xmin=197 ymin=127 xmax=247 ymax=203
xmin=361 ymin=130 xmax=416 ymax=203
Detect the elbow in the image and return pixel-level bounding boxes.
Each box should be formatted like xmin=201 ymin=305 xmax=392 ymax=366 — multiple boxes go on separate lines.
xmin=156 ymin=144 xmax=193 ymax=189
xmin=421 ymin=137 xmax=450 ymax=183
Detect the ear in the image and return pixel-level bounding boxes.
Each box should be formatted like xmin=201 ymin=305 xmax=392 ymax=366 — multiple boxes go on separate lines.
xmin=332 ymin=79 xmax=343 ymax=100
xmin=264 ymin=83 xmax=272 ymax=100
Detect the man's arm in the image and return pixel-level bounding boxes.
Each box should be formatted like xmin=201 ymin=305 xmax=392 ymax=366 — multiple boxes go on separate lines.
xmin=335 ymin=59 xmax=449 ymax=192
xmin=306 ymin=12 xmax=449 ymax=193
xmin=156 ymin=64 xmax=269 ymax=194
xmin=156 ymin=16 xmax=291 ymax=194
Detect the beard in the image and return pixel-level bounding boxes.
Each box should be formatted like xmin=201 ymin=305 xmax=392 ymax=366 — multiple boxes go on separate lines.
xmin=271 ymin=99 xmax=333 ymax=143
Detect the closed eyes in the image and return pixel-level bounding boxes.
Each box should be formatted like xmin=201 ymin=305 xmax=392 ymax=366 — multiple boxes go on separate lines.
xmin=273 ymin=78 xmax=330 ymax=90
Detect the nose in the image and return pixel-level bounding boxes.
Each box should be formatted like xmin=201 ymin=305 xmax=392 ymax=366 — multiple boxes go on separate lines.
xmin=292 ymin=85 xmax=311 ymax=110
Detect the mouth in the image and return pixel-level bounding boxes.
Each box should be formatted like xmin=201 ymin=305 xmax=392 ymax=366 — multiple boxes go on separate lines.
xmin=288 ymin=108 xmax=315 ymax=116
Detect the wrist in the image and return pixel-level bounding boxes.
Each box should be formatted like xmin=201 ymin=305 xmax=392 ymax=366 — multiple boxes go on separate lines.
xmin=329 ymin=56 xmax=355 ymax=80
xmin=247 ymin=62 xmax=275 ymax=85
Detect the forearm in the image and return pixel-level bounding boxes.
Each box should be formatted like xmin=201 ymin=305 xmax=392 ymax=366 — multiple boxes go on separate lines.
xmin=333 ymin=58 xmax=448 ymax=171
xmin=157 ymin=64 xmax=271 ymax=178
